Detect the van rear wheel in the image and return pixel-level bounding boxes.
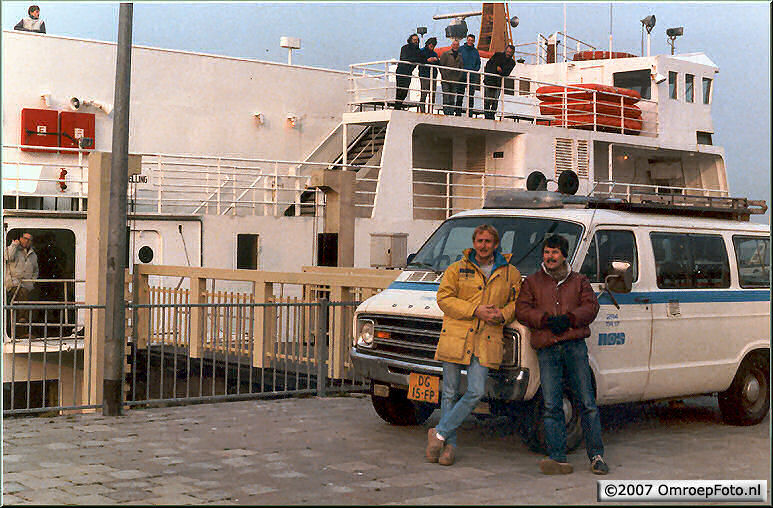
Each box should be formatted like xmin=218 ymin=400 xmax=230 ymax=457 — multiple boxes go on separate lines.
xmin=370 ymin=385 xmax=435 ymax=426
xmin=719 ymin=355 xmax=769 ymax=426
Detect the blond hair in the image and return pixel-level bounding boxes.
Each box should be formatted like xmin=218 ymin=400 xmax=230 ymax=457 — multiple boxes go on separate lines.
xmin=472 ymin=224 xmax=500 ymax=245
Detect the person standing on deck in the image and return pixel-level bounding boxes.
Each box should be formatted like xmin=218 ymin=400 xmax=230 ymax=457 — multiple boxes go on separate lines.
xmin=459 ymin=34 xmax=481 ymax=116
xmin=426 ymin=224 xmax=521 ymax=466
xmin=438 ymin=39 xmax=464 ymax=116
xmin=418 ymin=37 xmax=439 ymax=113
xmin=14 ymin=5 xmax=46 ymax=33
xmin=483 ymin=45 xmax=516 ymax=119
xmin=395 ymin=34 xmax=422 ymax=110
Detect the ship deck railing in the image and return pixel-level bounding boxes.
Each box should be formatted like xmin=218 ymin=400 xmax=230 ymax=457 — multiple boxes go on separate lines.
xmin=348 ymin=60 xmax=658 ymax=137
xmin=2 ymin=146 xmax=382 ymax=217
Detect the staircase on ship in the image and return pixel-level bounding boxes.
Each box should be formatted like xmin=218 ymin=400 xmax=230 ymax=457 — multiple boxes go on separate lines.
xmin=289 ymin=122 xmax=386 ymax=217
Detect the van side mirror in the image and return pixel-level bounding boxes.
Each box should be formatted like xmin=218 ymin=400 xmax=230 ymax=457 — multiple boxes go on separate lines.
xmin=605 ymin=260 xmax=633 ymax=293
xmin=406 ymin=253 xmax=416 ymax=265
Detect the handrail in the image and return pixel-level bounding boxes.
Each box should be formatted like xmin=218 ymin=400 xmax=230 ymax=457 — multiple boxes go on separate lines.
xmin=348 ymin=60 xmax=658 ymax=137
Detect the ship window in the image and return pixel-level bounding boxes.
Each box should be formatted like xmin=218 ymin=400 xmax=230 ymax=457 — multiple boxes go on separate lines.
xmin=236 ymin=234 xmax=259 ymax=270
xmin=519 ymin=79 xmax=530 ymax=96
xmin=504 ymin=77 xmax=516 ymax=96
xmin=668 ymin=71 xmax=678 ymax=99
xmin=696 ymin=131 xmax=713 ymax=145
xmin=685 ymin=74 xmax=694 ymax=103
xmin=612 ymin=69 xmax=651 ymax=100
xmin=702 ymin=77 xmax=712 ymax=104
xmin=733 ymin=236 xmax=770 ymax=288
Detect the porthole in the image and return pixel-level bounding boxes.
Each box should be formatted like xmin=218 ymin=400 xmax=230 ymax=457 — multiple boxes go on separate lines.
xmin=138 ymin=246 xmax=154 ymax=263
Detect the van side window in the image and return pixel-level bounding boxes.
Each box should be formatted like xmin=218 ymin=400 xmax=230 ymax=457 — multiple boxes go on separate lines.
xmin=733 ymin=236 xmax=770 ymax=288
xmin=651 ymin=233 xmax=730 ymax=289
xmin=580 ymin=230 xmax=638 ymax=283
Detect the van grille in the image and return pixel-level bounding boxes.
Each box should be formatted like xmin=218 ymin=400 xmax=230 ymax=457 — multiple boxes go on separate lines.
xmin=360 ymin=314 xmax=442 ymax=362
xmin=358 ymin=314 xmax=518 ymax=366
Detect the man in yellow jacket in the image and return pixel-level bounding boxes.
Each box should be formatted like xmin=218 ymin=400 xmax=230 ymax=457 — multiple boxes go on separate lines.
xmin=426 ymin=224 xmax=521 ymax=465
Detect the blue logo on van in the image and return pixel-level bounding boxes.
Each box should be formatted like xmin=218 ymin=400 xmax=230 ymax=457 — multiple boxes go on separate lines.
xmin=599 ymin=332 xmax=625 ymax=346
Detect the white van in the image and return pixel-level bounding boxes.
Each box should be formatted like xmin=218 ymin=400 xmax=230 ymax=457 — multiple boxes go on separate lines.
xmin=350 ymin=189 xmax=769 ymax=451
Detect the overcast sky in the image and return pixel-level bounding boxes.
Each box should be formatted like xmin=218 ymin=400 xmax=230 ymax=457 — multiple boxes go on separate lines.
xmin=3 ymin=1 xmax=770 ymax=219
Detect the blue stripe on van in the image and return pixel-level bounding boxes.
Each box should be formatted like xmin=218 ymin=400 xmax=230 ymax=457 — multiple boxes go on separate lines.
xmin=388 ymin=281 xmax=440 ymax=291
xmin=388 ymin=281 xmax=770 ymax=303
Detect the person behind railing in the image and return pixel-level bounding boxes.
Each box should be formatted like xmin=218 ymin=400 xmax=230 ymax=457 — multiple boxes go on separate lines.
xmin=483 ymin=44 xmax=516 ymax=120
xmin=395 ymin=33 xmax=422 ymax=110
xmin=14 ymin=5 xmax=46 ymax=34
xmin=459 ymin=34 xmax=481 ymax=117
xmin=418 ymin=37 xmax=439 ymax=113
xmin=4 ymin=231 xmax=39 ymax=338
xmin=438 ymin=39 xmax=464 ymax=116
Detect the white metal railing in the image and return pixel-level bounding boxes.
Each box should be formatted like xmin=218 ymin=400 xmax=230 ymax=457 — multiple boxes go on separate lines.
xmin=347 ymin=60 xmax=657 ymax=138
xmin=593 ymin=180 xmax=730 ymax=199
xmin=2 ymin=146 xmax=381 ymax=217
xmin=412 ymin=167 xmax=525 ymax=218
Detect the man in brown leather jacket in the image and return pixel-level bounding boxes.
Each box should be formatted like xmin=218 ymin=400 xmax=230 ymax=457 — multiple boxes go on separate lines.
xmin=515 ymin=234 xmax=609 ymax=476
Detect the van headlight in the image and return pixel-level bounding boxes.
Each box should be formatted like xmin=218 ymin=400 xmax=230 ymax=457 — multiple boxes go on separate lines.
xmin=356 ymin=319 xmax=375 ymax=348
xmin=502 ymin=327 xmax=519 ymax=367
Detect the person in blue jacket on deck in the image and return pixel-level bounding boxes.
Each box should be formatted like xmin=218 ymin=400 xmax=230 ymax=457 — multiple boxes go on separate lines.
xmin=459 ymin=34 xmax=481 ymax=116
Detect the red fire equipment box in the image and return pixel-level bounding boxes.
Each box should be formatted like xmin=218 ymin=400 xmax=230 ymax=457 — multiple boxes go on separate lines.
xmin=59 ymin=111 xmax=96 ymax=151
xmin=20 ymin=108 xmax=59 ymax=152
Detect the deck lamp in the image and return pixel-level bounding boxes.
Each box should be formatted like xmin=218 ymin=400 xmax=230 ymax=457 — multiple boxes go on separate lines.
xmin=666 ymin=27 xmax=684 ymax=55
xmin=640 ymin=15 xmax=655 ymax=56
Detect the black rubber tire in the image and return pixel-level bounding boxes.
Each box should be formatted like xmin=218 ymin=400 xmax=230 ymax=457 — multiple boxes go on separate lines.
xmin=718 ymin=354 xmax=770 ymax=426
xmin=370 ymin=386 xmax=436 ymax=426
xmin=515 ymin=389 xmax=583 ymax=454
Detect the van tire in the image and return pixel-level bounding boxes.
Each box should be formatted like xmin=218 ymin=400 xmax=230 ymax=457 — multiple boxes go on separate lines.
xmin=718 ymin=354 xmax=769 ymax=426
xmin=370 ymin=386 xmax=435 ymax=426
xmin=515 ymin=389 xmax=582 ymax=454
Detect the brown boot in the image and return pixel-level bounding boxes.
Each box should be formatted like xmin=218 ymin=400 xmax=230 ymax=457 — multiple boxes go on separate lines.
xmin=539 ymin=458 xmax=573 ymax=475
xmin=425 ymin=428 xmax=444 ymax=463
xmin=438 ymin=444 xmax=455 ymax=466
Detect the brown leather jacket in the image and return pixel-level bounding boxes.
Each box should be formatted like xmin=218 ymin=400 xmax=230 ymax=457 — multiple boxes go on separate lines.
xmin=514 ymin=265 xmax=599 ymax=350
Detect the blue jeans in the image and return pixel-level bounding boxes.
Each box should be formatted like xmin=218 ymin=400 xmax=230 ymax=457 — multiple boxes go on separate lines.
xmin=436 ymin=356 xmax=488 ymax=447
xmin=537 ymin=339 xmax=604 ymax=462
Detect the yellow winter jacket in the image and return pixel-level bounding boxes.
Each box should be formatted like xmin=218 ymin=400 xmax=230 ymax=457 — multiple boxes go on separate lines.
xmin=435 ymin=248 xmax=522 ymax=369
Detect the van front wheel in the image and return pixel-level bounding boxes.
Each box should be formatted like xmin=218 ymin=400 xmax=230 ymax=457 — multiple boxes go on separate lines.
xmin=516 ymin=389 xmax=582 ymax=454
xmin=719 ymin=355 xmax=770 ymax=426
xmin=370 ymin=386 xmax=435 ymax=426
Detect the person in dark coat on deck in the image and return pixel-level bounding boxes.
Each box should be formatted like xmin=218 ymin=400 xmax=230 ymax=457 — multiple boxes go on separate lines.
xmin=418 ymin=37 xmax=439 ymax=113
xmin=483 ymin=44 xmax=516 ymax=119
xmin=395 ymin=34 xmax=423 ymax=110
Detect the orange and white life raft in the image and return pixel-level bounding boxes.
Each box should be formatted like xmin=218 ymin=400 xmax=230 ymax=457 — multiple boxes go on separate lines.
xmin=536 ymin=84 xmax=643 ymax=134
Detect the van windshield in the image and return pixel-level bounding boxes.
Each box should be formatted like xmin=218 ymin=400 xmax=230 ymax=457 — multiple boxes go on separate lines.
xmin=408 ymin=216 xmax=584 ymax=276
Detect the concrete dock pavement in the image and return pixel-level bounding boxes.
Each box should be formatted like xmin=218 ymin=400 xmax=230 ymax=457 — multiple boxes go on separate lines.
xmin=2 ymin=393 xmax=769 ymax=505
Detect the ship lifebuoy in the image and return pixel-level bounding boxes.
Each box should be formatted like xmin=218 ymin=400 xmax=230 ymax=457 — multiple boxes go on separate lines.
xmin=539 ymin=100 xmax=642 ymax=118
xmin=572 ymin=50 xmax=636 ymax=61
xmin=536 ymin=84 xmax=641 ymax=105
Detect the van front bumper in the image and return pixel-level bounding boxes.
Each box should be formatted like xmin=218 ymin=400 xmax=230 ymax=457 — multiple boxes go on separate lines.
xmin=350 ymin=347 xmax=529 ymax=402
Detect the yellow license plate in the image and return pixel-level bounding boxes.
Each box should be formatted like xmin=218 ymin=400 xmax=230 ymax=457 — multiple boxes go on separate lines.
xmin=407 ymin=373 xmax=440 ymax=404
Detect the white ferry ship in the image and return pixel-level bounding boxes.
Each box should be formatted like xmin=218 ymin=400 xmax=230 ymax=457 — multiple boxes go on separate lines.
xmin=3 ymin=4 xmax=767 ymax=402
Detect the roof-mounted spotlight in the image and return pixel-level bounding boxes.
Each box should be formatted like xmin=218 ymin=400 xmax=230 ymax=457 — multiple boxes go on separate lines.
xmin=640 ymin=15 xmax=656 ymax=56
xmin=510 ymin=16 xmax=519 ymax=28
xmin=666 ymin=27 xmax=684 ymax=55
xmin=641 ymin=15 xmax=656 ymax=33
xmin=445 ymin=18 xmax=468 ymax=40
xmin=416 ymin=26 xmax=427 ymax=41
